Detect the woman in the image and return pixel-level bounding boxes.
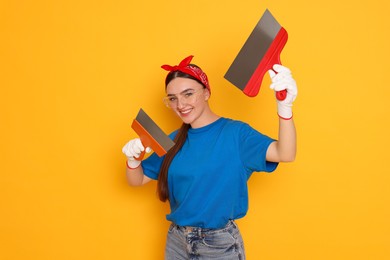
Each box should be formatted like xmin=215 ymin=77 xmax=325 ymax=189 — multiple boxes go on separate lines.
xmin=122 ymin=55 xmax=297 ymax=259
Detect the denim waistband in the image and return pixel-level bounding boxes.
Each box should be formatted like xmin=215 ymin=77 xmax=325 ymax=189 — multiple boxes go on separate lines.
xmin=172 ymin=220 xmax=236 ymax=235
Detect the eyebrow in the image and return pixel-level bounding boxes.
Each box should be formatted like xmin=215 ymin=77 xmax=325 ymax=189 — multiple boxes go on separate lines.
xmin=167 ymin=88 xmax=195 ymax=96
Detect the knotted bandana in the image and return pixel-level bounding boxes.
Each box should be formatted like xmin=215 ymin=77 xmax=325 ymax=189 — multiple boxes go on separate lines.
xmin=161 ymin=55 xmax=210 ymax=93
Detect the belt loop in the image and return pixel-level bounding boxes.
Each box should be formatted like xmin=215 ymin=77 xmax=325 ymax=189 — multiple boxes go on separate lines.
xmin=232 ymin=220 xmax=237 ymax=229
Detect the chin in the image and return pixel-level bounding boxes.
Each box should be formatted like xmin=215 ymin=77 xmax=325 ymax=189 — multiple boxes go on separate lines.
xmin=179 ymin=116 xmax=194 ymax=125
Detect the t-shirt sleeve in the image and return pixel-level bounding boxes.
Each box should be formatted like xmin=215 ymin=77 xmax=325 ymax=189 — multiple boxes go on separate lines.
xmin=238 ymin=123 xmax=278 ymax=174
xmin=141 ymin=153 xmax=164 ymax=180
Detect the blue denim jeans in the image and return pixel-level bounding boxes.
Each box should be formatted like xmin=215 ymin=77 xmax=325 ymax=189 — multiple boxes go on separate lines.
xmin=165 ymin=220 xmax=246 ymax=260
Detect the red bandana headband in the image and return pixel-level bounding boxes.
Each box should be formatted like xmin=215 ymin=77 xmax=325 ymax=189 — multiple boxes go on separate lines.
xmin=161 ymin=55 xmax=211 ymax=93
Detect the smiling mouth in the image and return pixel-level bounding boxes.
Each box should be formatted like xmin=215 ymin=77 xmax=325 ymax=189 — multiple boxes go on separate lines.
xmin=178 ymin=108 xmax=192 ymax=116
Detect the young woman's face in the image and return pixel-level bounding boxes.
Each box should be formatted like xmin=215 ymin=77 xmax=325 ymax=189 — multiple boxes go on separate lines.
xmin=165 ymin=77 xmax=209 ymax=127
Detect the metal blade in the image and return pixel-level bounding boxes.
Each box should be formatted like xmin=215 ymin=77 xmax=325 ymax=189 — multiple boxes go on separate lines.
xmin=224 ymin=9 xmax=282 ymax=90
xmin=135 ymin=109 xmax=174 ymax=152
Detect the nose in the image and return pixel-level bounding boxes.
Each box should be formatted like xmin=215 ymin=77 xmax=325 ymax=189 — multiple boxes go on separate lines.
xmin=176 ymin=96 xmax=186 ymax=109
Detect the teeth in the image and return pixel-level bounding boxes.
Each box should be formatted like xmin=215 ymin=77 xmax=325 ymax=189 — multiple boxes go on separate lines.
xmin=180 ymin=109 xmax=192 ymax=114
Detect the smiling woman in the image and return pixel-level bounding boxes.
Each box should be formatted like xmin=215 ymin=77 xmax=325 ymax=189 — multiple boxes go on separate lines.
xmin=1 ymin=0 xmax=389 ymax=259
xmin=121 ymin=55 xmax=298 ymax=259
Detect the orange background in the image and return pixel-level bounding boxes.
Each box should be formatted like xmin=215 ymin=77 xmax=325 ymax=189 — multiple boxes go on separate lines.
xmin=1 ymin=0 xmax=389 ymax=259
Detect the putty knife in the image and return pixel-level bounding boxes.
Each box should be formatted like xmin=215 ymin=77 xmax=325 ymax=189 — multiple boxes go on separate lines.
xmin=131 ymin=108 xmax=175 ymax=160
xmin=224 ymin=9 xmax=288 ymax=100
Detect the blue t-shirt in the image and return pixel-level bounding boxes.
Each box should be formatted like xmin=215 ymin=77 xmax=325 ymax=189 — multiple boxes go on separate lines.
xmin=142 ymin=117 xmax=278 ymax=229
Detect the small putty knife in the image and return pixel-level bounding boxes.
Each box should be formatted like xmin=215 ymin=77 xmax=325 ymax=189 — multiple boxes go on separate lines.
xmin=224 ymin=9 xmax=288 ymax=100
xmin=131 ymin=108 xmax=175 ymax=160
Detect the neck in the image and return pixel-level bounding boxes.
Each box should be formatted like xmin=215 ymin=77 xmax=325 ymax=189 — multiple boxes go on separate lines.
xmin=190 ymin=108 xmax=220 ymax=129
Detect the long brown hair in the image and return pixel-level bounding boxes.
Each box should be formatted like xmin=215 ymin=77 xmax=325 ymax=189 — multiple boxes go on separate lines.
xmin=157 ymin=123 xmax=190 ymax=201
xmin=157 ymin=67 xmax=206 ymax=202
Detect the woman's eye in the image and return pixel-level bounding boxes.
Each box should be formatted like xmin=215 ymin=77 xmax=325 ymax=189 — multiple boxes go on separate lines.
xmin=184 ymin=92 xmax=194 ymax=97
xmin=169 ymin=97 xmax=177 ymax=102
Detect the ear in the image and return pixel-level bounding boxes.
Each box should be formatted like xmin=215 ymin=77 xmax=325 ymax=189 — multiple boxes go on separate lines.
xmin=204 ymin=89 xmax=211 ymax=101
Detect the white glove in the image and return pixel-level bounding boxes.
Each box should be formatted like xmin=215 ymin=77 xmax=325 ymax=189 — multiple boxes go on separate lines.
xmin=122 ymin=138 xmax=151 ymax=169
xmin=269 ymin=64 xmax=298 ymax=120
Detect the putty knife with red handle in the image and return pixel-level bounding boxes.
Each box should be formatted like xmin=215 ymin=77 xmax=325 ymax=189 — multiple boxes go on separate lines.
xmin=131 ymin=108 xmax=175 ymax=160
xmin=224 ymin=9 xmax=288 ymax=100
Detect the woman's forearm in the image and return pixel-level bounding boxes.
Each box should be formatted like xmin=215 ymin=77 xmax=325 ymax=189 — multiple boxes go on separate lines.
xmin=126 ymin=166 xmax=151 ymax=186
xmin=276 ymin=118 xmax=297 ymax=162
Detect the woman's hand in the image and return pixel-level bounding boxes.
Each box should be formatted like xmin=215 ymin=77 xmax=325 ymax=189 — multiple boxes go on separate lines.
xmin=269 ymin=64 xmax=298 ymax=120
xmin=122 ymin=138 xmax=151 ymax=169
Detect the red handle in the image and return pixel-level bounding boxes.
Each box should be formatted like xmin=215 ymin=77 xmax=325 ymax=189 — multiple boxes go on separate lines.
xmin=276 ymin=89 xmax=287 ymax=101
xmin=271 ymin=67 xmax=287 ymax=101
xmin=243 ymin=27 xmax=289 ymax=100
xmin=135 ymin=150 xmax=145 ymax=161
